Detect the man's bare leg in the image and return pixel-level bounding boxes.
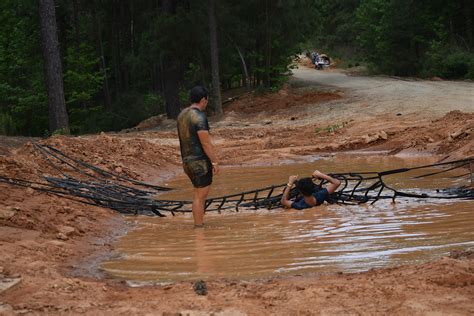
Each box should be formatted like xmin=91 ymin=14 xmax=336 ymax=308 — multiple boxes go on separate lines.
xmin=192 ymin=185 xmax=211 ymax=226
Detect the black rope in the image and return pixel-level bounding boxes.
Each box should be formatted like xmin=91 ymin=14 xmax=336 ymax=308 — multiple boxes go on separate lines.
xmin=0 ymin=144 xmax=472 ymax=216
xmin=37 ymin=143 xmax=171 ymax=191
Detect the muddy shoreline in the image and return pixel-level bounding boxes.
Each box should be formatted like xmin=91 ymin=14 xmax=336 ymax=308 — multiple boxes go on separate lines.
xmin=67 ymin=215 xmax=130 ymax=280
xmin=1 ymin=67 xmax=473 ymax=315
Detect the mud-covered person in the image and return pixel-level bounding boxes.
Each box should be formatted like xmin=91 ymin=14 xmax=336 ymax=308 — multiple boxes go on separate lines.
xmin=281 ymin=170 xmax=341 ymax=209
xmin=177 ymin=86 xmax=219 ymax=227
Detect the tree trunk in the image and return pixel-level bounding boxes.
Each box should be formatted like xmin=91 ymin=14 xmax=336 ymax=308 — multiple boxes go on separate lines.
xmin=163 ymin=63 xmax=181 ymax=119
xmin=235 ymin=45 xmax=251 ymax=91
xmin=72 ymin=0 xmax=80 ymax=48
xmin=111 ymin=5 xmax=121 ymax=95
xmin=198 ymin=52 xmax=208 ymax=86
xmin=38 ymin=0 xmax=69 ymax=133
xmin=162 ymin=0 xmax=175 ymax=14
xmin=208 ymin=0 xmax=223 ymax=116
xmin=162 ymin=0 xmax=181 ymax=119
xmin=120 ymin=0 xmax=130 ymax=91
xmin=130 ymin=1 xmax=135 ymax=56
xmin=93 ymin=7 xmax=112 ymax=110
xmin=264 ymin=0 xmax=272 ymax=87
xmin=465 ymin=0 xmax=473 ymax=48
xmin=222 ymin=31 xmax=251 ymax=91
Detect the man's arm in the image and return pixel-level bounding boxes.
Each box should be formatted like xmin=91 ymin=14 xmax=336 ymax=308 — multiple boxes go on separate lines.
xmin=197 ymin=130 xmax=219 ymax=174
xmin=281 ymin=175 xmax=298 ymax=208
xmin=312 ymin=170 xmax=340 ymax=194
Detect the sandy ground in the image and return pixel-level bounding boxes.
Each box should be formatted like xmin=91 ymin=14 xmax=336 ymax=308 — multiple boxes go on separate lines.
xmin=0 ymin=64 xmax=473 ymax=315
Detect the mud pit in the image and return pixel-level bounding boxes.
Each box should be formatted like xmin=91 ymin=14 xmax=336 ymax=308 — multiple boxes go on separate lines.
xmin=102 ymin=157 xmax=474 ymax=283
xmin=0 ymin=66 xmax=473 ymax=315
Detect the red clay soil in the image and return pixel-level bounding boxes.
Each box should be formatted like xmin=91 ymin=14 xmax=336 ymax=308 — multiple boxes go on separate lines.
xmin=213 ymin=109 xmax=473 ymax=166
xmin=0 ymin=75 xmax=473 ymax=315
xmin=225 ymin=89 xmax=342 ymax=114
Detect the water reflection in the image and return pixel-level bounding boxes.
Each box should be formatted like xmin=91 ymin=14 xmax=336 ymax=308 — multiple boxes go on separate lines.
xmin=194 ymin=228 xmax=213 ymax=276
xmin=101 ymin=156 xmax=474 ymax=282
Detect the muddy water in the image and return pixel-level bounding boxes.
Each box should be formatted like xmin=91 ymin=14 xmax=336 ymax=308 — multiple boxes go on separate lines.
xmin=101 ymin=155 xmax=474 ymax=282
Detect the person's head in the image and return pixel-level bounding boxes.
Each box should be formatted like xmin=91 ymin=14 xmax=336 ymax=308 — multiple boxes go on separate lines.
xmin=295 ymin=177 xmax=319 ymax=197
xmin=190 ymin=85 xmax=209 ymax=108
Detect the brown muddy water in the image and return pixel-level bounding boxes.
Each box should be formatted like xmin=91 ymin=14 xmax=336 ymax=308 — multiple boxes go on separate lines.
xmin=101 ymin=155 xmax=474 ymax=283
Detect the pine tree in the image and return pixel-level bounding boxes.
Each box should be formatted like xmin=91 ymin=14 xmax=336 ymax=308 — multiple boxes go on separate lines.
xmin=38 ymin=0 xmax=69 ymax=133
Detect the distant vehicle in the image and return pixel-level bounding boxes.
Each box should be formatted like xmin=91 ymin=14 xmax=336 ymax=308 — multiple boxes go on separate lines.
xmin=315 ymin=54 xmax=331 ymax=70
xmin=306 ymin=51 xmax=331 ymax=70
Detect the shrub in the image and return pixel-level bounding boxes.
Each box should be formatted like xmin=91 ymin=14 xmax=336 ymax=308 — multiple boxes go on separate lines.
xmin=422 ymin=44 xmax=474 ymax=80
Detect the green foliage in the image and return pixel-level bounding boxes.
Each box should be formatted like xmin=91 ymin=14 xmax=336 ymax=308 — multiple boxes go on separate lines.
xmin=356 ymin=0 xmax=426 ymax=75
xmin=143 ymin=93 xmax=165 ymax=114
xmin=2 ymin=0 xmax=472 ymax=136
xmin=63 ymin=42 xmax=105 ymax=134
xmin=307 ymin=0 xmax=361 ymax=58
xmin=355 ymin=0 xmax=473 ymax=77
xmin=314 ymin=122 xmax=348 ymax=135
xmin=308 ymin=0 xmax=473 ymax=79
xmin=0 ymin=112 xmax=17 ymax=135
xmin=0 ymin=0 xmax=321 ymax=136
xmin=0 ymin=0 xmax=48 ymax=135
xmin=64 ymin=43 xmax=103 ymax=108
xmin=220 ymin=0 xmax=318 ymax=88
xmin=184 ymin=63 xmax=205 ymax=87
xmin=422 ymin=45 xmax=474 ymax=79
xmin=51 ymin=127 xmax=70 ymax=136
xmin=71 ymin=92 xmax=165 ymax=134
xmin=178 ymin=88 xmax=190 ymax=107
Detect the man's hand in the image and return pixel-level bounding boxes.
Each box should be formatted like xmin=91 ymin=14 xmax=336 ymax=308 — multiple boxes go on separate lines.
xmin=312 ymin=170 xmax=324 ymax=179
xmin=288 ymin=175 xmax=298 ymax=185
xmin=282 ymin=175 xmax=298 ymax=208
xmin=311 ymin=170 xmax=341 ymax=194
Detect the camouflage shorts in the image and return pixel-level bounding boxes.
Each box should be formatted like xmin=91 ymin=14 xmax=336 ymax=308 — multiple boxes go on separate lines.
xmin=183 ymin=159 xmax=213 ymax=188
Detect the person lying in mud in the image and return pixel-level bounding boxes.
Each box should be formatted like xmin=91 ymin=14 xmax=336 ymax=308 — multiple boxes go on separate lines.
xmin=281 ymin=170 xmax=341 ymax=209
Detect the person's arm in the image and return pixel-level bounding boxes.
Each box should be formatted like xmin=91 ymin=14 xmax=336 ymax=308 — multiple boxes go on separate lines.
xmin=312 ymin=170 xmax=340 ymax=194
xmin=281 ymin=175 xmax=298 ymax=208
xmin=197 ymin=130 xmax=219 ymax=174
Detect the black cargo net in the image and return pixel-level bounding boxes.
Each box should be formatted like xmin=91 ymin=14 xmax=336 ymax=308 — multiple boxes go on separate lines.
xmin=0 ymin=143 xmax=472 ymax=217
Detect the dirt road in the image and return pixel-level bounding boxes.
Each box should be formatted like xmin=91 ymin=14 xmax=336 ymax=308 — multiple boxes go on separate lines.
xmin=218 ymin=67 xmax=474 ymax=164
xmin=292 ymin=67 xmax=473 ymax=118
xmin=0 ymin=66 xmax=473 ymax=315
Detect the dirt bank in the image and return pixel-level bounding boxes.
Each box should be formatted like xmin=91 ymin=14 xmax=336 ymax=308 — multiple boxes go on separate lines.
xmin=0 ymin=66 xmax=473 ymax=315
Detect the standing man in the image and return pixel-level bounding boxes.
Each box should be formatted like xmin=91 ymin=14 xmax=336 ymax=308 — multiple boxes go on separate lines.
xmin=177 ymin=86 xmax=219 ymax=227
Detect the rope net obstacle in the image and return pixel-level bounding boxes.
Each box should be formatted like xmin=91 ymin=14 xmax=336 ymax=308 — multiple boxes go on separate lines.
xmin=1 ymin=143 xmax=472 ymax=217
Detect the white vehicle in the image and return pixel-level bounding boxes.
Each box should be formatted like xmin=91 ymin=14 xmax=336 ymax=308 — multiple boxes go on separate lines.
xmin=315 ymin=54 xmax=331 ymax=70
